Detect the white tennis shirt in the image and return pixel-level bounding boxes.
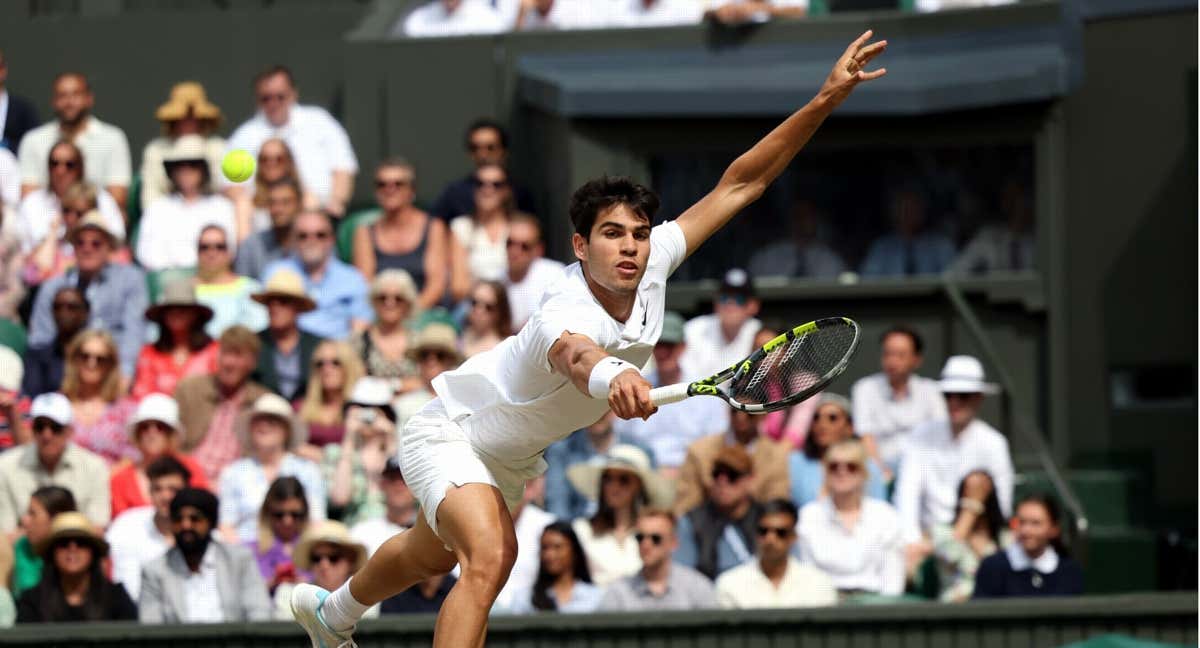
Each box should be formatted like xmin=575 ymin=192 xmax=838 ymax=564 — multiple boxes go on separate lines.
xmin=433 ymin=220 xmax=688 ymax=468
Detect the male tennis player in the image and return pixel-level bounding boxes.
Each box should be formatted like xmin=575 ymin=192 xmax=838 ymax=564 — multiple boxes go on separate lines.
xmin=293 ymin=30 xmax=886 ymax=648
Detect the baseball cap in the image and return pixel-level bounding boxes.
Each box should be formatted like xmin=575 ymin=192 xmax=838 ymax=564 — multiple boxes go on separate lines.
xmin=659 ymin=312 xmax=685 ymax=345
xmin=719 ymin=268 xmax=756 ymax=299
xmin=30 ymin=392 xmax=73 ymax=426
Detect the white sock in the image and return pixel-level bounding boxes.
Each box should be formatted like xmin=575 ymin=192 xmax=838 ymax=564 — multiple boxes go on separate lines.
xmin=321 ymin=581 xmax=370 ymax=632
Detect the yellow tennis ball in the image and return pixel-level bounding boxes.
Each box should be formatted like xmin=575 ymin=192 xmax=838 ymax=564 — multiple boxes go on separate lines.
xmin=221 ymin=149 xmax=256 ymax=183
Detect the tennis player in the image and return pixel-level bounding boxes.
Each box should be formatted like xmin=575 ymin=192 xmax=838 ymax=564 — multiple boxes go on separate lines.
xmin=294 ymin=30 xmax=887 ymax=648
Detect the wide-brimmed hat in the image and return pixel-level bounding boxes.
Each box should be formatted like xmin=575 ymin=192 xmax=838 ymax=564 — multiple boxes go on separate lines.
xmin=145 ymin=278 xmax=214 ymax=326
xmin=294 ymin=520 xmax=368 ymax=572
xmin=344 ymin=376 xmax=397 ymax=423
xmin=69 ymin=210 xmax=121 ymax=248
xmin=36 ymin=512 xmax=109 ymax=558
xmin=236 ymin=393 xmax=308 ymax=452
xmin=938 ymin=355 xmax=1000 ymax=395
xmin=566 ymin=444 xmax=674 ymax=509
xmin=162 ymin=134 xmax=209 ymax=167
xmin=156 ymin=82 xmax=222 ymax=123
xmin=127 ymin=393 xmax=181 ymax=438
xmin=252 ymin=270 xmax=317 ymax=313
xmin=405 ymin=323 xmax=463 ymax=364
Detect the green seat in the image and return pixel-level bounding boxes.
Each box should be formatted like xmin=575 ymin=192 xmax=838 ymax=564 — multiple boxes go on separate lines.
xmin=336 ymin=207 xmax=381 ymax=263
xmin=0 ymin=318 xmax=28 ymax=356
xmin=909 ymin=555 xmax=941 ymax=599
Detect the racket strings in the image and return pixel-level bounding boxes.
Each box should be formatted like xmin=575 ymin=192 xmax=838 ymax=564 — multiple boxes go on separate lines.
xmin=730 ymin=321 xmax=858 ymax=406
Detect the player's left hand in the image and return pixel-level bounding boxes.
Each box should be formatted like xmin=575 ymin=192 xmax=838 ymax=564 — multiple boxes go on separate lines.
xmin=818 ymin=30 xmax=887 ymax=108
xmin=609 ymin=369 xmax=659 ymax=421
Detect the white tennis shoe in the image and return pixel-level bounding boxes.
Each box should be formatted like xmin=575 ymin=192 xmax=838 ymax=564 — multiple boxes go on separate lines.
xmin=290 ymin=583 xmax=358 ymax=648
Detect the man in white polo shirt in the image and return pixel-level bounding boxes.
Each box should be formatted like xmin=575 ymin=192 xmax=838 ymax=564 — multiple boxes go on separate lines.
xmin=679 ymin=267 xmax=762 ymax=381
xmin=503 ymin=213 xmax=564 ymax=330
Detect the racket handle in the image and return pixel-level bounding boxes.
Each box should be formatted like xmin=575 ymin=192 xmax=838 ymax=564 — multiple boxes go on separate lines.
xmin=649 ymin=383 xmax=689 ymax=406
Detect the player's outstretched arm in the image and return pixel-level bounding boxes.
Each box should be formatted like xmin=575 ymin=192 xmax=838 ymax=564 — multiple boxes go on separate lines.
xmin=674 ymin=30 xmax=887 ymax=257
xmin=548 ymin=332 xmax=658 ymax=420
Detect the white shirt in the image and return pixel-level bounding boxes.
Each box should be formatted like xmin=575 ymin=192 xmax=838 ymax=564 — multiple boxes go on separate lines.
xmin=350 ymin=516 xmax=409 ymax=558
xmin=398 ymin=0 xmax=507 ymax=38
xmin=0 ymin=147 xmax=18 ymax=207
xmin=797 ymin=497 xmax=905 ymax=595
xmin=450 ymin=215 xmax=508 ymax=283
xmin=106 ymin=506 xmax=172 ymax=602
xmin=135 ymin=193 xmax=236 ymax=271
xmin=850 ymin=372 xmax=948 ymax=466
xmin=915 ymin=0 xmax=1015 ymax=12
xmin=494 ymin=504 xmax=555 ymax=609
xmin=514 ymin=0 xmax=615 ymax=30
xmin=182 ymin=546 xmax=226 ymax=623
xmin=16 ymin=187 xmax=125 ymax=253
xmin=1005 ymin=541 xmax=1059 ymax=573
xmin=571 ymin=517 xmax=642 ymax=587
xmin=679 ymin=313 xmax=761 ymax=382
xmin=715 ymin=556 xmax=838 ymax=609
xmin=610 ymin=0 xmax=704 ymax=27
xmin=505 ymin=257 xmax=566 ymax=329
xmin=17 ymin=116 xmax=132 ymax=189
xmin=893 ymin=418 xmax=1014 ymax=543
xmin=228 ymin=104 xmax=357 ymax=205
xmin=705 ymin=0 xmax=809 ymax=21
xmin=433 ymin=220 xmax=688 ymax=468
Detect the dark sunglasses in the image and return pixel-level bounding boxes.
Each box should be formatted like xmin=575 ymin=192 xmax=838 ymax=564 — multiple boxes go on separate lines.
xmin=374 ymin=179 xmax=412 ymax=190
xmin=602 ymin=471 xmax=635 ymax=486
xmin=825 ymin=461 xmax=862 ymax=475
xmin=270 ymin=510 xmax=307 ymax=521
xmin=468 ymin=141 xmax=499 ymax=152
xmin=52 ymin=301 xmax=86 ymax=313
xmin=372 ymin=293 xmax=409 ymax=305
xmin=717 ymin=293 xmax=749 ymax=306
xmin=711 ymin=466 xmax=746 ymax=482
xmin=296 ymin=230 xmax=331 ymax=242
xmin=469 ymin=298 xmax=497 ymax=312
xmin=53 ymin=538 xmax=89 ymax=551
xmin=314 ymin=358 xmax=342 ymax=369
xmin=417 ymin=350 xmax=454 ymax=363
xmin=813 ymin=411 xmax=845 ymax=423
xmin=757 ymin=525 xmax=793 ymax=539
xmin=74 ymin=237 xmax=108 ymax=251
xmin=472 ymin=178 xmax=507 ymax=190
xmin=506 ymin=240 xmax=535 ymax=252
xmin=74 ymin=351 xmax=113 ymax=366
xmin=634 ymin=532 xmax=664 ymax=546
xmin=34 ymin=419 xmax=66 ymax=435
xmin=198 ymin=242 xmax=228 ymax=252
xmin=49 ymin=158 xmax=80 ymax=169
xmin=259 ymin=154 xmax=287 ymax=164
xmin=309 ymin=552 xmax=345 ymax=565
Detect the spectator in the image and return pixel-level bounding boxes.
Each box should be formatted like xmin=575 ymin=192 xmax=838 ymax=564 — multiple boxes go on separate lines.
xmin=503 ymin=213 xmax=564 ymax=329
xmin=679 ymin=268 xmax=761 ymax=381
xmin=298 ymin=340 xmax=365 ymax=452
xmin=612 ymin=312 xmax=728 ymax=477
xmin=194 ymin=224 xmax=268 ymax=337
xmin=60 ymin=330 xmax=137 ymax=465
xmin=513 ymin=0 xmax=610 ymax=29
xmin=105 ymin=455 xmax=190 ymax=601
xmin=859 ymin=186 xmax=956 ymax=276
xmin=545 ymin=411 xmax=655 ymax=521
xmin=353 ymin=159 xmax=448 ymax=309
xmin=139 ymin=487 xmax=272 ymax=623
xmin=350 ymin=270 xmax=420 ymax=395
xmin=15 ymin=512 xmax=136 ymax=623
xmin=973 ymin=493 xmax=1083 ymax=598
xmin=705 ymin=0 xmax=808 ymax=25
xmin=239 ymin=139 xmax=319 ymax=237
xmin=399 ymin=0 xmax=507 ymax=38
xmin=674 ymin=409 xmax=790 ymax=516
xmin=349 ymin=457 xmax=418 ymax=557
xmin=28 ymin=212 xmax=146 ymax=380
xmin=753 ymin=326 xmax=822 ymax=449
xmin=610 ymin=0 xmax=704 ymax=27
xmin=21 ymin=181 xmax=100 ymax=286
xmin=16 ymin=142 xmax=123 ymax=256
xmin=674 ymin=445 xmax=762 ymax=580
xmin=17 ymin=73 xmax=131 ymax=208
xmin=715 ymin=499 xmax=837 ymax=609
xmin=175 ymin=326 xmax=270 ymax=481
xmin=598 ymin=508 xmax=716 ymax=611
xmin=139 ymin=82 xmax=228 ymax=212
xmin=323 ymin=377 xmax=398 ymax=525
xmin=797 ymin=439 xmax=904 ymax=597
xmin=228 ymin=66 xmax=357 ymax=217
xmin=0 ymin=346 xmax=30 ymax=449
xmin=506 ymin=521 xmax=602 ymax=614
xmin=850 ymin=325 xmax=947 ymax=474
xmin=431 ymin=119 xmax=536 ymax=223
xmin=283 ymin=521 xmax=375 ymax=620
xmin=247 ymin=477 xmax=311 ymax=591
xmin=235 ymin=177 xmax=302 ymax=280
xmin=894 ymin=355 xmax=1014 ymax=552
xmin=493 ymin=476 xmax=555 ymax=611
xmin=135 ymin=135 xmax=236 ymax=271
xmin=262 ymin=210 xmax=372 ymax=340
xmin=10 ymin=486 xmax=76 ymax=599
xmin=788 ymin=393 xmax=886 ymax=510
xmin=461 ymin=280 xmax=511 ymax=358
xmin=22 ymin=287 xmax=88 ymax=399
xmin=932 ymin=470 xmax=1010 ymax=602
xmin=250 ymin=270 xmax=321 ymax=402
xmin=108 ymin=395 xmax=208 ymax=518
xmin=381 ymin=573 xmax=457 ymax=615
xmin=0 ymin=49 xmax=38 ymax=151
xmin=131 ymin=280 xmax=220 ymax=401
xmin=449 ymin=164 xmax=526 ymax=298
xmin=952 ymin=179 xmax=1035 ymax=275
xmin=393 ymin=323 xmax=462 ymax=425
xmin=747 ymin=199 xmax=844 ymax=279
xmin=567 ymin=445 xmax=673 ymax=586
xmin=218 ymin=393 xmax=325 ymax=544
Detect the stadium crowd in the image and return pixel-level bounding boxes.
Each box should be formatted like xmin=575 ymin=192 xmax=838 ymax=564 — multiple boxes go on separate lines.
xmin=0 ymin=44 xmax=1077 ymax=627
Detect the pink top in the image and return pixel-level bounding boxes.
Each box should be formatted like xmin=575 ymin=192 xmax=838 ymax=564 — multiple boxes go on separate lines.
xmin=131 ymin=342 xmax=220 ymax=401
xmin=760 ymin=394 xmax=820 ymax=449
xmin=72 ymin=398 xmax=138 ymax=466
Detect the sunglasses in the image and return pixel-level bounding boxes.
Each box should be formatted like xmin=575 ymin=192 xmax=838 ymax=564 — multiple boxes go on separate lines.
xmin=417 ymin=350 xmax=454 ymax=363
xmin=635 ymin=532 xmax=664 ymax=546
xmin=136 ymin=421 xmax=174 ymax=434
xmin=198 ymin=242 xmax=228 ymax=252
xmin=373 ymin=294 xmax=409 ymax=306
xmin=49 ymin=158 xmax=80 ymax=169
xmin=309 ymin=552 xmax=345 ymax=565
xmin=469 ymin=298 xmax=497 ymax=312
xmin=757 ymin=525 xmax=793 ymax=539
xmin=52 ymin=301 xmax=86 ymax=313
xmin=270 ymin=510 xmax=307 ymax=521
xmin=602 ymin=471 xmax=636 ymax=487
xmin=259 ymin=154 xmax=287 ymax=164
xmin=74 ymin=351 xmax=113 ymax=366
xmin=53 ymin=538 xmax=90 ymax=551
xmin=718 ymin=294 xmax=749 ymax=306
xmin=472 ymin=178 xmax=507 ymax=190
xmin=711 ymin=466 xmax=746 ymax=482
xmin=296 ymin=230 xmax=331 ymax=242
xmin=34 ymin=419 xmax=67 ymax=435
xmin=468 ymin=141 xmax=499 ymax=153
xmin=825 ymin=461 xmax=862 ymax=475
xmin=374 ymin=179 xmax=412 ymax=190
xmin=74 ymin=237 xmax=108 ymax=251
xmin=314 ymin=358 xmax=342 ymax=369
xmin=506 ymin=240 xmax=535 ymax=252
xmin=812 ymin=412 xmax=845 ymax=423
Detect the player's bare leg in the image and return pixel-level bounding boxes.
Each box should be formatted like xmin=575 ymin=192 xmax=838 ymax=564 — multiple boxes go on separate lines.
xmin=347 ymin=514 xmax=459 ymax=603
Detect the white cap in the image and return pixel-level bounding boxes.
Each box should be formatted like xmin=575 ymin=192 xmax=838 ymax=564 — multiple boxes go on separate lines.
xmin=0 ymin=346 xmax=23 ymax=392
xmin=938 ymin=355 xmax=1000 ymax=395
xmin=30 ymin=392 xmax=73 ymax=426
xmin=128 ymin=393 xmax=180 ymax=433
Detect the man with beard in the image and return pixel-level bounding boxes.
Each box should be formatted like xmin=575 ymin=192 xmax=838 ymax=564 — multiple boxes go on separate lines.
xmin=139 ymin=487 xmax=271 ymax=623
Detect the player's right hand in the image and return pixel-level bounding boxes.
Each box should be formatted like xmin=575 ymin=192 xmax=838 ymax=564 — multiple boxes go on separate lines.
xmin=609 ymin=370 xmax=658 ymax=421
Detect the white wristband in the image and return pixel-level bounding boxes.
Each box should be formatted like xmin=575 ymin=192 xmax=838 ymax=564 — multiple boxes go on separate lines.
xmin=588 ymin=357 xmax=639 ymax=400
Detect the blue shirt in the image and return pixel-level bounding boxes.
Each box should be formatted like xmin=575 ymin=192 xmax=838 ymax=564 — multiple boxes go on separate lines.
xmin=859 ymin=233 xmax=956 ymax=277
xmin=263 ymin=256 xmax=372 ymax=340
xmin=788 ymin=452 xmax=887 ymax=511
xmin=505 ymin=581 xmax=604 ymax=614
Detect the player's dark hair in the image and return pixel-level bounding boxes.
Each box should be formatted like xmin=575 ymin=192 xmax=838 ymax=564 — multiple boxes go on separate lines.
xmin=757 ymin=498 xmax=799 ymax=527
xmin=31 ymin=486 xmax=77 ymax=519
xmin=952 ymin=471 xmax=1005 ymax=545
xmin=880 ymin=325 xmax=923 ymax=355
xmin=254 ymin=64 xmax=295 ymax=89
xmin=1016 ymin=492 xmax=1070 ymax=557
xmin=463 ymin=118 xmax=508 ymax=150
xmin=531 ymin=521 xmax=592 ymax=611
xmin=146 ymin=455 xmax=191 ymax=484
xmin=568 ymin=176 xmax=659 ymax=239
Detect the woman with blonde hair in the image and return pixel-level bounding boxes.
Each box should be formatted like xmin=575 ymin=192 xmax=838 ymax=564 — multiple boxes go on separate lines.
xmin=60 ymin=330 xmax=137 ymax=465
xmin=297 ymin=340 xmax=364 ymax=456
xmin=349 ymin=270 xmax=420 ymax=395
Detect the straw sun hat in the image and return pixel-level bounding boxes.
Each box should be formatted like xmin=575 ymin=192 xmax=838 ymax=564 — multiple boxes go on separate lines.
xmin=566 ymin=444 xmax=674 ymax=509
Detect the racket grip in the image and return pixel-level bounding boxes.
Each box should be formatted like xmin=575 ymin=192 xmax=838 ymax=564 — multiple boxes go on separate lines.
xmin=649 ymin=383 xmax=689 ymax=406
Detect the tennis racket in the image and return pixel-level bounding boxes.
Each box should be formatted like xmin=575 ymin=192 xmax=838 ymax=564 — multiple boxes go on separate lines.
xmin=650 ymin=317 xmax=860 ymax=413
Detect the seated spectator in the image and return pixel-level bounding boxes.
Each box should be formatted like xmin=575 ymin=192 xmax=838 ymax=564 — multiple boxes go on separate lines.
xmin=237 ymin=139 xmax=319 ymax=238
xmin=394 ymin=323 xmax=462 ymax=425
xmin=247 ymin=477 xmax=311 ymax=591
xmin=788 ymin=393 xmax=886 ymax=510
xmin=399 ymin=0 xmax=506 ymax=38
xmin=21 ymin=181 xmax=112 ymax=286
xmin=851 ymin=325 xmax=947 ymax=474
xmin=679 ymin=268 xmax=761 ymax=381
xmin=613 ymin=312 xmax=728 ymax=477
xmin=450 ymin=164 xmax=527 ymax=299
xmin=513 ymin=0 xmax=610 ymax=30
xmin=0 ymin=50 xmax=39 ymax=152
xmin=106 ymin=455 xmax=190 ymax=601
xmin=28 ymin=212 xmax=146 ymax=381
xmin=932 ymin=470 xmax=1010 ymax=602
xmin=350 ymin=270 xmax=420 ymax=395
xmin=493 ymin=477 xmax=555 ymax=611
xmin=61 ymin=330 xmax=137 ymax=465
xmin=546 ymin=411 xmax=655 ymax=521
xmin=381 ymin=573 xmax=457 ymax=615
xmin=797 ymin=439 xmax=904 ymax=597
xmin=280 ymin=521 xmax=376 ymax=620
xmin=568 ymin=445 xmax=673 ymax=586
xmin=598 ymin=508 xmax=716 ymax=612
xmin=132 ymin=280 xmax=220 ymax=400
xmin=705 ymin=0 xmax=807 ymax=24
xmin=610 ymin=0 xmax=703 ymax=27
xmin=674 ymin=409 xmax=790 ymax=516
xmin=139 ymin=488 xmax=272 ymax=623
xmin=22 ymin=286 xmax=88 ymax=399
xmin=263 ymin=210 xmax=372 ymax=340
xmin=298 ymin=340 xmax=365 ymax=453
xmin=973 ymin=493 xmax=1083 ymax=598
xmin=859 ymin=186 xmax=956 ymax=277
xmin=0 ymin=346 xmax=30 ymax=449
xmin=17 ymin=141 xmax=123 ymax=256
xmin=17 ymin=73 xmax=131 ymax=209
xmin=108 ymin=395 xmax=208 ymax=518
xmin=894 ymin=356 xmax=1014 ymax=554
xmin=0 ymin=393 xmax=109 ymax=532
xmin=139 ymin=82 xmax=228 ymax=213
xmin=461 ymin=280 xmax=511 ymax=358
xmin=194 ymin=224 xmax=268 ymax=337
xmin=952 ymin=178 xmax=1035 ymax=275
xmin=715 ymin=499 xmax=837 ymax=609
xmin=506 ymin=521 xmax=602 ymax=614
xmin=350 ymin=457 xmax=418 ymax=557
xmin=229 ymin=66 xmax=357 ymax=217
xmin=675 ymin=445 xmax=762 ymax=580
xmin=250 ymin=270 xmax=321 ymax=402
xmin=15 ymin=512 xmax=136 ymax=623
xmin=323 ymin=377 xmax=398 ymax=525
xmin=353 ymin=159 xmax=448 ymax=309
xmin=503 ymin=214 xmax=564 ymax=330
xmin=430 ymin=119 xmax=536 ymax=222
xmin=218 ymin=393 xmax=326 ymax=544
xmin=235 ymin=177 xmax=302 ymax=280
xmin=748 ymin=199 xmax=844 ymax=279
xmin=10 ymin=486 xmax=76 ymax=599
xmin=175 ymin=326 xmax=270 ymax=481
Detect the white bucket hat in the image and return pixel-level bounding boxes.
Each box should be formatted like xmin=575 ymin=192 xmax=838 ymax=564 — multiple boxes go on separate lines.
xmin=566 ymin=444 xmax=674 ymax=509
xmin=127 ymin=393 xmax=181 ymax=437
xmin=938 ymin=355 xmax=1000 ymax=395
